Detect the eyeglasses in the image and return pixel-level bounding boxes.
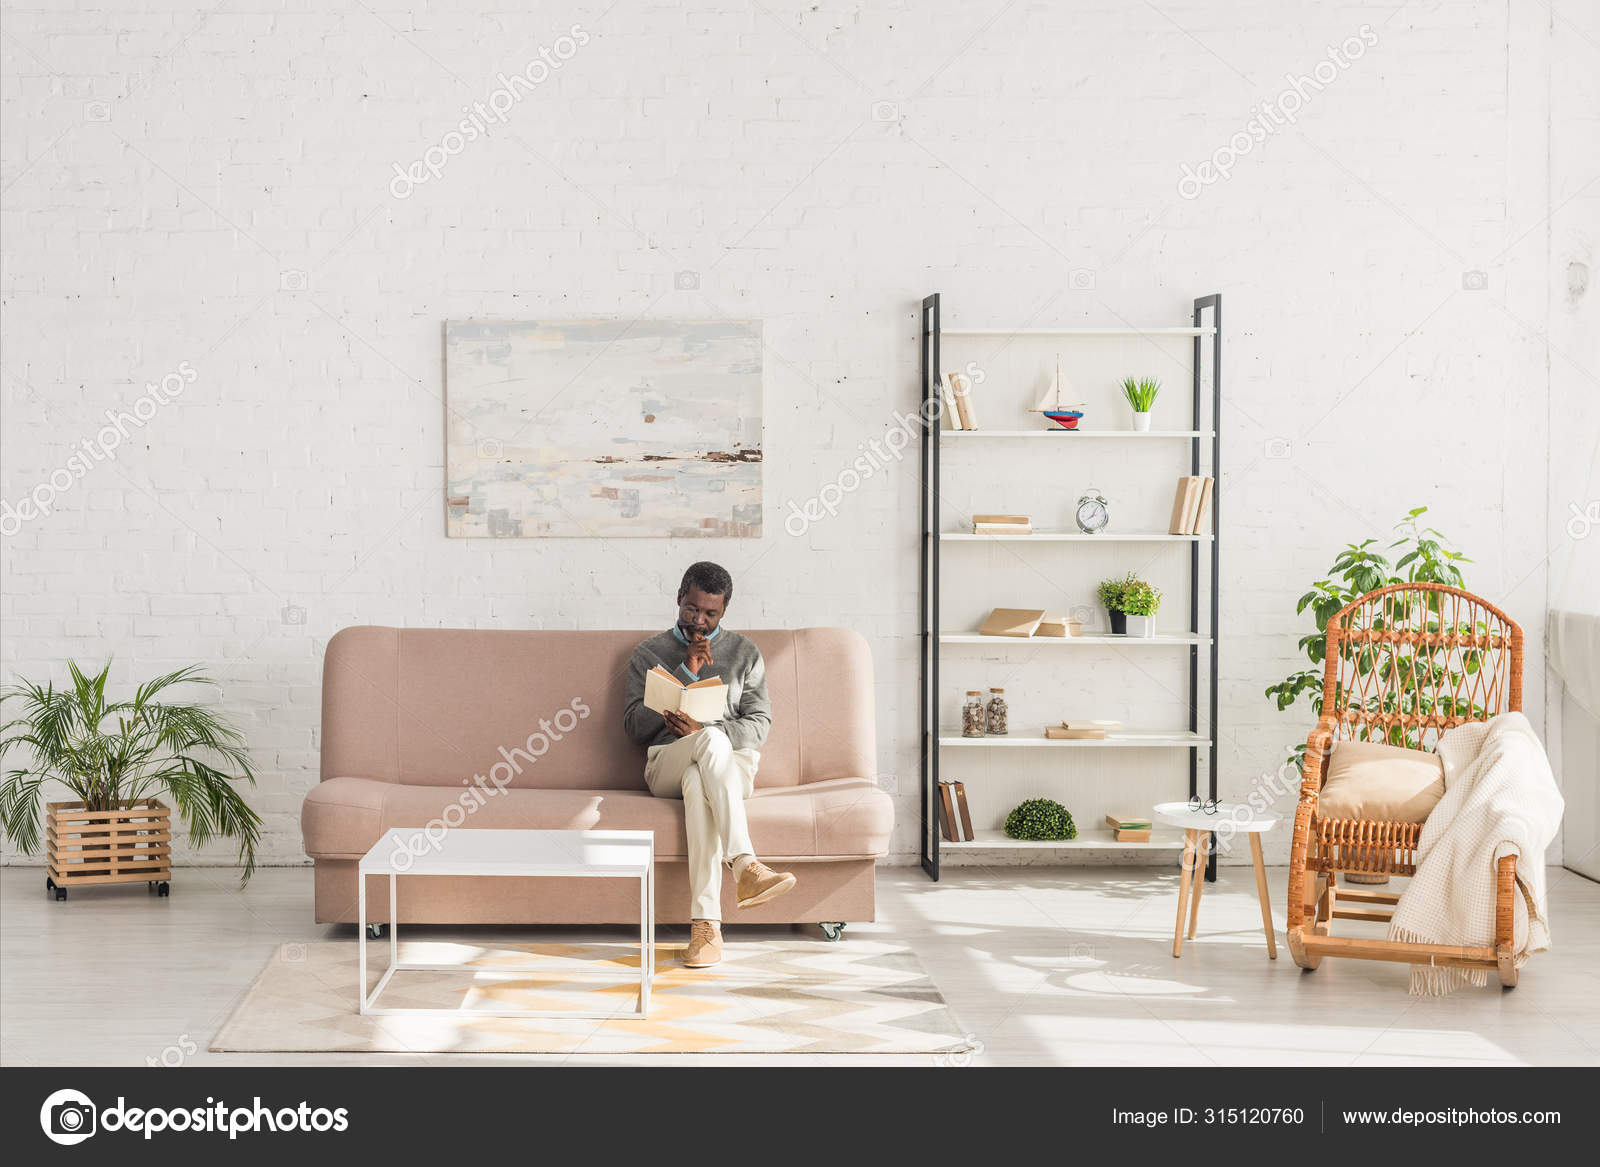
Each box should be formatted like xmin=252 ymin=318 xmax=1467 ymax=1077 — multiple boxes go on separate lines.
xmin=1187 ymin=796 xmax=1219 ymax=815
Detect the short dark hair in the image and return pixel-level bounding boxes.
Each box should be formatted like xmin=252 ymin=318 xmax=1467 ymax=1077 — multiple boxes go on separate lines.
xmin=678 ymin=561 xmax=733 ymax=605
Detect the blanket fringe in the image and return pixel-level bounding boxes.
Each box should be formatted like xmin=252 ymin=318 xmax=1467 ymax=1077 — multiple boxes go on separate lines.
xmin=1389 ymin=926 xmax=1492 ymax=996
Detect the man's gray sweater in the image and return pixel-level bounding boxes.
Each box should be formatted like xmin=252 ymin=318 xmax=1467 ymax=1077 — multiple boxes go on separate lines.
xmin=622 ymin=626 xmax=772 ymax=752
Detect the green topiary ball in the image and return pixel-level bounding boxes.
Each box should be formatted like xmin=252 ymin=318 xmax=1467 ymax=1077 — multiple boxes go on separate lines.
xmin=1004 ymin=798 xmax=1078 ymax=841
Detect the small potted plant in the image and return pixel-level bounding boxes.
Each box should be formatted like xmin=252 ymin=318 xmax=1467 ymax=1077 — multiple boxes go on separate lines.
xmin=1097 ymin=573 xmax=1135 ymax=634
xmin=1119 ymin=376 xmax=1161 ymax=431
xmin=0 ymin=662 xmax=261 ymax=898
xmin=1120 ymin=579 xmax=1163 ymax=637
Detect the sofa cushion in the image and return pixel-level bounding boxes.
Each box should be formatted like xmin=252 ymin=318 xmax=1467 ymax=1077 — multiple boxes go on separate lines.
xmin=1316 ymin=740 xmax=1446 ymax=823
xmin=302 ymin=775 xmax=893 ymax=862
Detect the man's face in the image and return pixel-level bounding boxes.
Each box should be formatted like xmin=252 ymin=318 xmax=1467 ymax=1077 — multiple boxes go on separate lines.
xmin=676 ymin=586 xmax=727 ymax=638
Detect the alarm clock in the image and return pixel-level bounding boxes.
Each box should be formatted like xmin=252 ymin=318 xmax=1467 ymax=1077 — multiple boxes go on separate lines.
xmin=1075 ymin=488 xmax=1109 ymax=534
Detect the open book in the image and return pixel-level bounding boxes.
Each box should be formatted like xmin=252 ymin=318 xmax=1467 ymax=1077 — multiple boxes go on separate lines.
xmin=644 ymin=665 xmax=727 ymax=722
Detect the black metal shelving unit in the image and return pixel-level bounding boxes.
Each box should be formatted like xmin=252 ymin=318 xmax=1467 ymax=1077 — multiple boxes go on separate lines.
xmin=919 ymin=293 xmax=1222 ymax=882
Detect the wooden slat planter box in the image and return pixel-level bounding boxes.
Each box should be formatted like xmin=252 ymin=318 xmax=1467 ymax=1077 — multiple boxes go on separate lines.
xmin=46 ymin=799 xmax=172 ymax=895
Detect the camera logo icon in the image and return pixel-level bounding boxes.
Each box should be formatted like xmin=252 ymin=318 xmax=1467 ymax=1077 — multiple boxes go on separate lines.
xmin=674 ymin=270 xmax=699 ymax=291
xmin=871 ymin=101 xmax=900 ymax=122
xmin=83 ymin=101 xmax=111 ymax=123
xmin=1461 ymin=269 xmax=1488 ymax=291
xmin=1264 ymin=437 xmax=1292 ymax=460
xmin=280 ymin=604 xmax=307 ymax=626
xmin=40 ymin=1088 xmax=97 ymax=1146
xmin=476 ymin=437 xmax=504 ymax=459
xmin=279 ymin=269 xmax=308 ymax=292
xmin=1068 ymin=267 xmax=1096 ymax=291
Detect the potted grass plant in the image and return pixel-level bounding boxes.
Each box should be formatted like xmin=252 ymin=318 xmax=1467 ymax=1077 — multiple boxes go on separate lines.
xmin=1119 ymin=376 xmax=1161 ymax=431
xmin=1098 ymin=573 xmax=1135 ymax=634
xmin=0 ymin=662 xmax=261 ymax=899
xmin=1120 ymin=579 xmax=1163 ymax=637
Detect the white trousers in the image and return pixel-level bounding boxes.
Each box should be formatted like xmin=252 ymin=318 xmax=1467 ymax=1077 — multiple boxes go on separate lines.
xmin=643 ymin=726 xmax=759 ymax=922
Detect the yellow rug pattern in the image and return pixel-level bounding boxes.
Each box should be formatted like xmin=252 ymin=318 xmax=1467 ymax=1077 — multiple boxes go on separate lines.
xmin=211 ymin=938 xmax=973 ymax=1055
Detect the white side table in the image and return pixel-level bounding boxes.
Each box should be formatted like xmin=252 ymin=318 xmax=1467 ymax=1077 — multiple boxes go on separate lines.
xmin=357 ymin=828 xmax=655 ymax=1018
xmin=1152 ymin=802 xmax=1280 ymax=960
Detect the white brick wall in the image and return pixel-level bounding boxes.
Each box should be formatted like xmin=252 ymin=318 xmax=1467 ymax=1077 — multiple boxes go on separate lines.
xmin=1 ymin=1 xmax=1583 ymax=868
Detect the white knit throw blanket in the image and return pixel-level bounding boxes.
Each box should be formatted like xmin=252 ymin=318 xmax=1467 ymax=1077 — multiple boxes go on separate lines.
xmin=1389 ymin=713 xmax=1564 ymax=995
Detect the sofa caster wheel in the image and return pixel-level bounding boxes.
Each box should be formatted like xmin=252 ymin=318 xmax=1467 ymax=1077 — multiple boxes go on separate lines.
xmin=156 ymin=881 xmax=170 ymax=897
xmin=367 ymin=923 xmax=386 ymax=940
xmin=819 ymin=922 xmax=845 ymax=942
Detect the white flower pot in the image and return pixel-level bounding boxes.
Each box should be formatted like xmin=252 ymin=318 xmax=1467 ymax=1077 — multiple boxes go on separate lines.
xmin=1125 ymin=614 xmax=1155 ymax=637
xmin=1131 ymin=411 xmax=1152 ymax=432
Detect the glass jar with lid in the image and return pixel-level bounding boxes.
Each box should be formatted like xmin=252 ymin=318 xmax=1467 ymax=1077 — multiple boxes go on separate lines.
xmin=986 ymin=688 xmax=1009 ymax=735
xmin=962 ymin=691 xmax=986 ymax=738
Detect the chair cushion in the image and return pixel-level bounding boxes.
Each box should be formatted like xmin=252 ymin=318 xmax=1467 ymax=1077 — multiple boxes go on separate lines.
xmin=1316 ymin=740 xmax=1445 ymax=823
xmin=302 ymin=775 xmax=893 ymax=862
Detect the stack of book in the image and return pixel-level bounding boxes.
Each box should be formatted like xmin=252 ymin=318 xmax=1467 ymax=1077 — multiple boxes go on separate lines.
xmin=972 ymin=513 xmax=1031 ymax=535
xmin=1167 ymin=475 xmax=1215 ymax=534
xmin=976 ymin=608 xmax=1082 ymax=637
xmin=938 ymin=780 xmax=975 ymax=841
xmin=978 ymin=608 xmax=1045 ymax=637
xmin=1034 ymin=614 xmax=1082 ymax=637
xmin=1043 ymin=719 xmax=1122 ymax=740
xmin=1104 ymin=813 xmax=1153 ymax=842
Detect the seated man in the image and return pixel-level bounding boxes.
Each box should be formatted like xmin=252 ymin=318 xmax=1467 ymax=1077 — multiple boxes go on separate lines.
xmin=622 ymin=561 xmax=796 ymax=968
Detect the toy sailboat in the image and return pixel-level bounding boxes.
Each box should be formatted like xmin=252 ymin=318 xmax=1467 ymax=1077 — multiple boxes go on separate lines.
xmin=1029 ymin=356 xmax=1085 ymax=430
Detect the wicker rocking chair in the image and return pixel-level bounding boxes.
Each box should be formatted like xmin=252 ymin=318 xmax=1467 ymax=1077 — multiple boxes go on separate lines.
xmin=1285 ymin=582 xmax=1525 ymax=985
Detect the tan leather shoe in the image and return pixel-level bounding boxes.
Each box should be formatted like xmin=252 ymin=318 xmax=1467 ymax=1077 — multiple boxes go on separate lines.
xmin=736 ymin=858 xmax=797 ymax=909
xmin=683 ymin=919 xmax=722 ymax=967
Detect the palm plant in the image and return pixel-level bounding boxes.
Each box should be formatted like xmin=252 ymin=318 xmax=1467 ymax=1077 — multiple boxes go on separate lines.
xmin=0 ymin=662 xmax=261 ymax=881
xmin=1119 ymin=376 xmax=1161 ymax=412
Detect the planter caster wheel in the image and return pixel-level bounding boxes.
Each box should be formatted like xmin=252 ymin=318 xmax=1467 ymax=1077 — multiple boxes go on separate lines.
xmin=819 ymin=922 xmax=846 ymax=942
xmin=47 ymin=877 xmax=66 ymax=901
xmin=366 ymin=923 xmax=386 ymax=940
xmin=156 ymin=881 xmax=170 ymax=897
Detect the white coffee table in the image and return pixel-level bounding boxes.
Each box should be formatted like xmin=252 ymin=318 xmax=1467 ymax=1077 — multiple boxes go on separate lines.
xmin=358 ymin=828 xmax=655 ymax=1019
xmin=1152 ymin=801 xmax=1281 ymax=961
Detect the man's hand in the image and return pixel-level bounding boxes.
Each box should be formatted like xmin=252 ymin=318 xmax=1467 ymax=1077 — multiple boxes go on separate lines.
xmin=685 ymin=634 xmax=714 ymax=676
xmin=663 ymin=710 xmax=703 ymax=738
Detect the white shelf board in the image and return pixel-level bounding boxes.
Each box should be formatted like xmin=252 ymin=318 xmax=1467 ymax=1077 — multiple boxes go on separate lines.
xmin=940 ymin=828 xmax=1184 ymax=851
xmin=940 ymin=633 xmax=1210 ymax=646
xmin=939 ymin=730 xmax=1209 ymax=749
xmin=942 ymin=327 xmax=1215 ymax=337
xmin=941 ymin=429 xmax=1212 ymax=439
xmin=941 ymin=531 xmax=1208 ymax=542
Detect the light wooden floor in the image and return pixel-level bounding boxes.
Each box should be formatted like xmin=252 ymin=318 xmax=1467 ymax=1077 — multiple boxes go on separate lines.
xmin=2 ymin=863 xmax=1596 ymax=1066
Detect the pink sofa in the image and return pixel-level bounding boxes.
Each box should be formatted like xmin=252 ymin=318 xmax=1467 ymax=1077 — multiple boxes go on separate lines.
xmin=302 ymin=626 xmax=893 ymax=927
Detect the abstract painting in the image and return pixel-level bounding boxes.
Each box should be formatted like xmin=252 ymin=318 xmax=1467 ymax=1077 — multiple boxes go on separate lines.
xmin=445 ymin=320 xmax=763 ymax=537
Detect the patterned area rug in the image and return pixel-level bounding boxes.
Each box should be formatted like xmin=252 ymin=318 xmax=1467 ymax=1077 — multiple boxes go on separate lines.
xmin=211 ymin=939 xmax=973 ymax=1054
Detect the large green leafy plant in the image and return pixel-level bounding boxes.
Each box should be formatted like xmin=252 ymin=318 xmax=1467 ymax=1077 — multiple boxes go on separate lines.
xmin=0 ymin=662 xmax=261 ymax=880
xmin=1265 ymin=508 xmax=1472 ymax=765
